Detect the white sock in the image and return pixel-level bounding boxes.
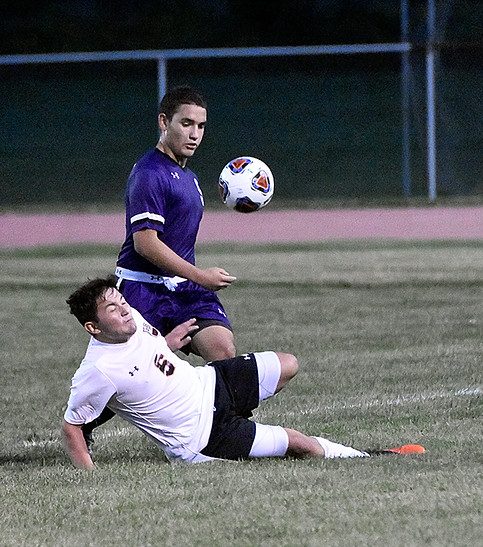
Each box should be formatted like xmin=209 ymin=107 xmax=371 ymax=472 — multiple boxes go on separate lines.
xmin=313 ymin=436 xmax=369 ymax=459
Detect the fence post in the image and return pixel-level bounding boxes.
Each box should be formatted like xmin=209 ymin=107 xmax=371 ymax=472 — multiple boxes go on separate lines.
xmin=157 ymin=56 xmax=167 ymax=108
xmin=426 ymin=0 xmax=437 ymax=202
xmin=401 ymin=0 xmax=411 ymax=197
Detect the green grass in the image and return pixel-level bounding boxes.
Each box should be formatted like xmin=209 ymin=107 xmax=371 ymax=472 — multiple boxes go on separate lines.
xmin=1 ymin=241 xmax=482 ymax=546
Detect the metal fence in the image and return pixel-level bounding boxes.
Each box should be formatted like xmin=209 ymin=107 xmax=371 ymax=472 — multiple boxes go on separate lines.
xmin=0 ymin=0 xmax=480 ymax=206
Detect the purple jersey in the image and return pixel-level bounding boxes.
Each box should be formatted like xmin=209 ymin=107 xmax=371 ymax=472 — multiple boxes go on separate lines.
xmin=117 ymin=148 xmax=204 ymax=275
xmin=116 ymin=147 xmax=232 ymax=339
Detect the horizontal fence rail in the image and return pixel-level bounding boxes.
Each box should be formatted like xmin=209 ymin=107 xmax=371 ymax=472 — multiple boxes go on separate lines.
xmin=0 ymin=43 xmax=412 ymax=66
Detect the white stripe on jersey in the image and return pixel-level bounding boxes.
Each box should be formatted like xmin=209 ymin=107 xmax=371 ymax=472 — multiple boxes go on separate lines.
xmin=130 ymin=212 xmax=165 ymax=225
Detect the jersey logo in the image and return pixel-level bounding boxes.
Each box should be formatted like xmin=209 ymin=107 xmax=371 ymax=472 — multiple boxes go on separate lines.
xmin=154 ymin=353 xmax=175 ymax=376
xmin=128 ymin=366 xmax=139 ymax=376
xmin=171 ymin=171 xmax=180 ymax=179
xmin=143 ymin=323 xmax=159 ymax=336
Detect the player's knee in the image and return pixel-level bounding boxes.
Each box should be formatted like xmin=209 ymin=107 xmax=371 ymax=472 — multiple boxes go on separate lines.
xmin=199 ymin=345 xmax=235 ymax=361
xmin=212 ymin=334 xmax=236 ymax=359
xmin=279 ymin=352 xmax=299 ymax=381
xmin=192 ymin=326 xmax=236 ymax=360
xmin=210 ymin=337 xmax=237 ymax=360
xmin=214 ymin=342 xmax=236 ymax=360
xmin=274 ymin=353 xmax=298 ymax=393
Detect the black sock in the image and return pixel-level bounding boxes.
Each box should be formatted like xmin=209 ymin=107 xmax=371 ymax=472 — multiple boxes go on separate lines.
xmin=82 ymin=407 xmax=116 ymax=434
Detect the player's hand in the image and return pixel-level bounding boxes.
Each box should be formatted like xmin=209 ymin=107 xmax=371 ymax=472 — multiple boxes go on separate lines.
xmin=165 ymin=318 xmax=199 ymax=351
xmin=199 ymin=268 xmax=236 ymax=291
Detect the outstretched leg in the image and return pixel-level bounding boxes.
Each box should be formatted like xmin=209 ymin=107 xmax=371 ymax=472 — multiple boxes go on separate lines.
xmin=287 ymin=430 xmax=368 ymax=459
xmin=248 ymin=424 xmax=367 ymax=459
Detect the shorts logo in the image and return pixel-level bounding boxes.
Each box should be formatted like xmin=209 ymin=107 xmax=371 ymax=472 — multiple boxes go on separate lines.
xmin=251 ymin=171 xmax=270 ymax=194
xmin=228 ymin=157 xmax=252 ymax=174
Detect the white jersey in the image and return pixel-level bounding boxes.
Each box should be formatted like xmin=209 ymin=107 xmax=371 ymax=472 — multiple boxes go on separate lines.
xmin=64 ymin=309 xmax=216 ymax=463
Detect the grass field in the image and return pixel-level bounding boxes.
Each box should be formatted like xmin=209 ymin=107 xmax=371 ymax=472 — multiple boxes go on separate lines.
xmin=1 ymin=240 xmax=482 ymax=546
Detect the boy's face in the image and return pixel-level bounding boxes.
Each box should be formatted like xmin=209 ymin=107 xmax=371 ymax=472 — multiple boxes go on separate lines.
xmin=87 ymin=288 xmax=137 ymax=344
xmin=159 ymin=103 xmax=207 ymax=161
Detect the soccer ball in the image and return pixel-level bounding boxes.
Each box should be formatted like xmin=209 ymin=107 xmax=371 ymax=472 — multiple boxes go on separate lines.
xmin=218 ymin=156 xmax=274 ymax=213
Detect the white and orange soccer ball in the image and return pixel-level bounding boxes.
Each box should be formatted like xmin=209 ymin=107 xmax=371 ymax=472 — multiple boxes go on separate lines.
xmin=218 ymin=156 xmax=274 ymax=213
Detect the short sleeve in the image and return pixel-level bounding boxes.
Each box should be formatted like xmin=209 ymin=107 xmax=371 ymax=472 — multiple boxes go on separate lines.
xmin=64 ymin=364 xmax=116 ymax=425
xmin=127 ymin=169 xmax=167 ymax=234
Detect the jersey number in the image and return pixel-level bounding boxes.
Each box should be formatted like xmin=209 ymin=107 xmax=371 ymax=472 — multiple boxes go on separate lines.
xmin=154 ymin=353 xmax=175 ymax=376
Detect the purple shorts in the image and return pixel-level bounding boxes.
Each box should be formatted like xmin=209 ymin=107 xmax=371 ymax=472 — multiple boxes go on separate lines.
xmin=119 ymin=279 xmax=232 ymax=336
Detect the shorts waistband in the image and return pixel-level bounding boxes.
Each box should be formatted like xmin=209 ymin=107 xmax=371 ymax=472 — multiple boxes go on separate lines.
xmin=115 ymin=266 xmax=187 ymax=291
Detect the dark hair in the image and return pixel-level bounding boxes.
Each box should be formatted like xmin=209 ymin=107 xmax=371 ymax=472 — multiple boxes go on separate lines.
xmin=158 ymin=85 xmax=207 ymax=120
xmin=66 ymin=275 xmax=118 ymax=325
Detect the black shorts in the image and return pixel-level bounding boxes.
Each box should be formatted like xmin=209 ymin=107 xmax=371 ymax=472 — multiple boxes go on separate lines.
xmin=200 ymin=354 xmax=260 ymax=460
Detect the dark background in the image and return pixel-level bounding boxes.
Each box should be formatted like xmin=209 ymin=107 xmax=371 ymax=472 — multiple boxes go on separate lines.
xmin=1 ymin=1 xmax=481 ymax=54
xmin=1 ymin=1 xmax=481 ymax=206
xmin=0 ymin=1 xmax=410 ymax=53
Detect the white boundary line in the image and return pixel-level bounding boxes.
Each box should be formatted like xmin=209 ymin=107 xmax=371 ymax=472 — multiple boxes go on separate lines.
xmin=317 ymin=387 xmax=482 ymax=412
xmin=22 ymin=387 xmax=481 ymax=449
xmin=23 ymin=426 xmax=137 ymax=449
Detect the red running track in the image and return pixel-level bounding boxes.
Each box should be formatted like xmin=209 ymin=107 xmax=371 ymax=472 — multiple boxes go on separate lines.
xmin=0 ymin=207 xmax=481 ymax=248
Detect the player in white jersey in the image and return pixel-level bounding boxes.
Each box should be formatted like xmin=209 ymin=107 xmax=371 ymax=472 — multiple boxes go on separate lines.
xmin=65 ymin=305 xmax=216 ymax=462
xmin=63 ymin=276 xmax=425 ymax=469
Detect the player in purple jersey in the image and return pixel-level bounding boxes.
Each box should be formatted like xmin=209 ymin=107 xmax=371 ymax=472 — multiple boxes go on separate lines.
xmin=82 ymin=87 xmax=237 ymax=451
xmin=116 ymin=85 xmax=236 ymax=359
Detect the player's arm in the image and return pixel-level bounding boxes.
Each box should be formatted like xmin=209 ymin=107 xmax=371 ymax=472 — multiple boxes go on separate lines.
xmin=62 ymin=420 xmax=95 ymax=470
xmin=133 ymin=229 xmax=236 ymax=291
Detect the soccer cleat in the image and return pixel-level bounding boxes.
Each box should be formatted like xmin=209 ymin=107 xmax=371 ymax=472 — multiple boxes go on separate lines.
xmin=365 ymin=444 xmax=426 ymax=456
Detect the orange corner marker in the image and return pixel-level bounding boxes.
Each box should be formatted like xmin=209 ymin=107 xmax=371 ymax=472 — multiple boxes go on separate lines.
xmin=386 ymin=444 xmax=426 ymax=455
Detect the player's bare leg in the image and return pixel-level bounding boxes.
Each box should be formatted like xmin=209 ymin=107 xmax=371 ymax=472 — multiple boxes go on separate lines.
xmin=273 ymin=352 xmax=299 ymax=393
xmin=283 ymin=430 xmax=424 ymax=459
xmin=285 ymin=428 xmax=368 ymax=459
xmin=285 ymin=429 xmax=325 ymax=457
xmin=190 ymin=325 xmax=236 ymax=360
